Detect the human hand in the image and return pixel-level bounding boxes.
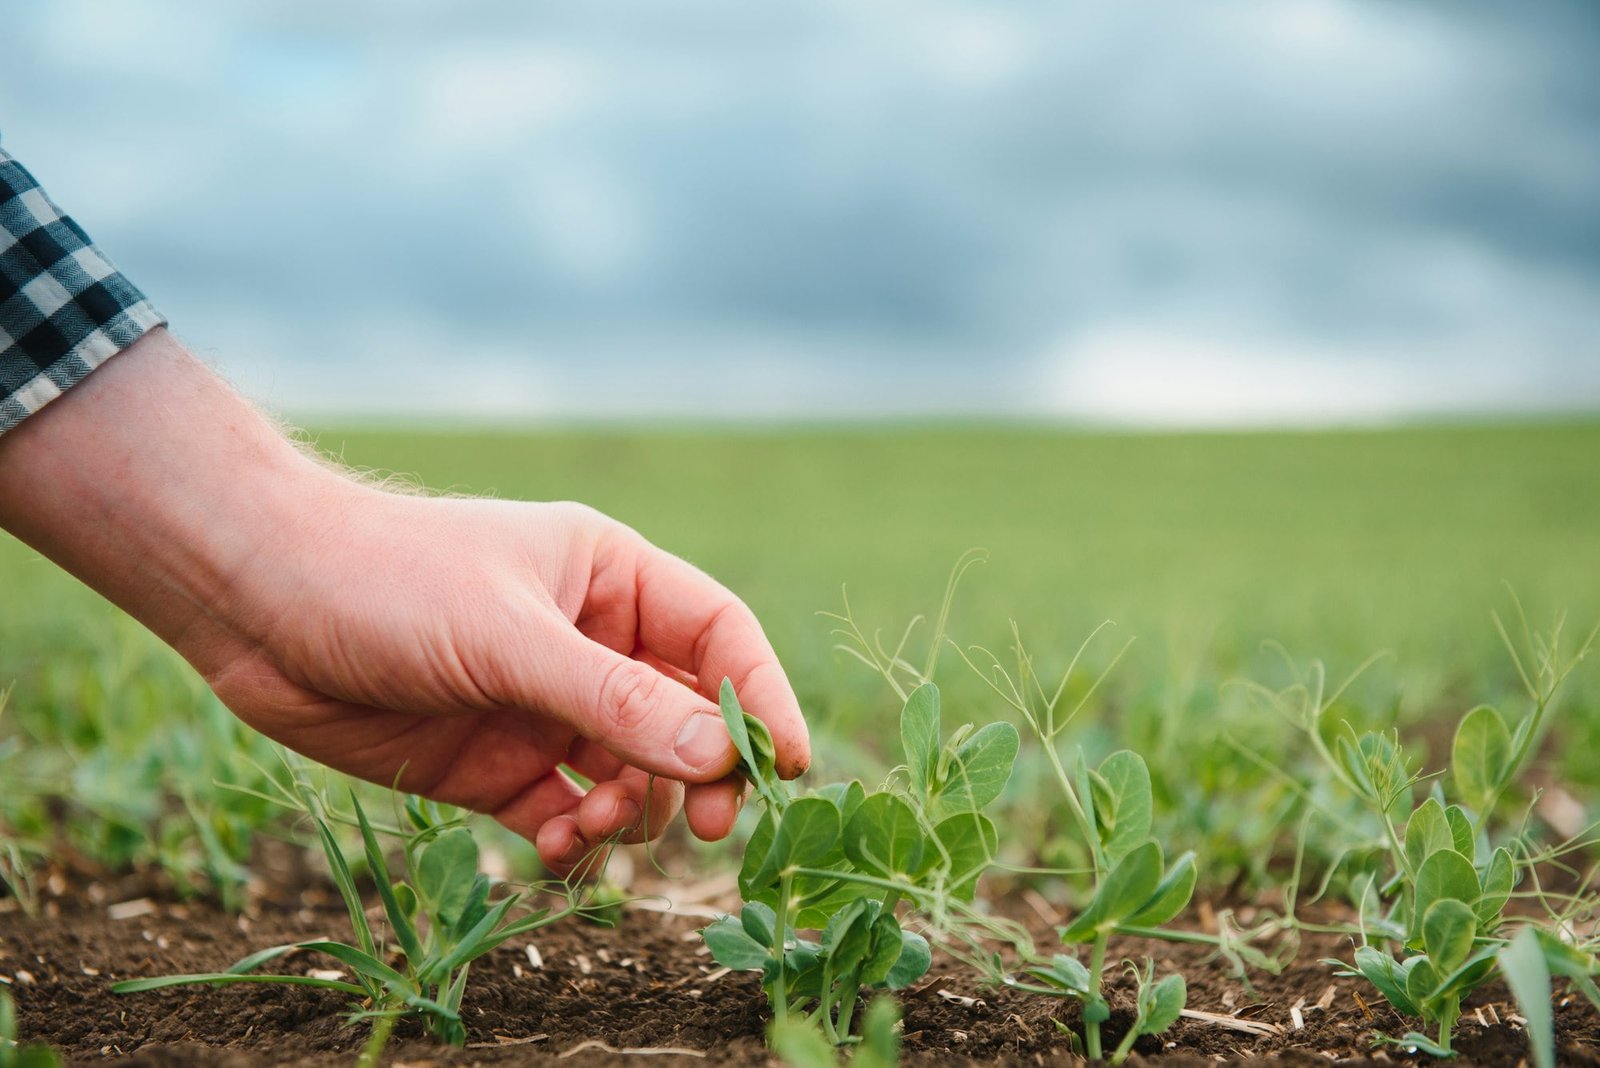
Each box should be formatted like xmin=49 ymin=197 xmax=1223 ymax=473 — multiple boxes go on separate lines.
xmin=204 ymin=491 xmax=811 ymax=872
xmin=0 ymin=329 xmax=809 ymax=872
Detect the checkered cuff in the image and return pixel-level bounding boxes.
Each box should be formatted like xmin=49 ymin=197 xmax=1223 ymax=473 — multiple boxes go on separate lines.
xmin=1 ymin=148 xmax=166 ymax=436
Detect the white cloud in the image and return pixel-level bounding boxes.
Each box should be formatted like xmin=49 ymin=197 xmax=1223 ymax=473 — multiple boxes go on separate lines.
xmin=1040 ymin=328 xmax=1562 ymax=427
xmin=414 ymin=45 xmax=597 ymax=154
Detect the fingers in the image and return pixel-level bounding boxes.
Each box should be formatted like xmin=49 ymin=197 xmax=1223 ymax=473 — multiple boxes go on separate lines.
xmin=498 ymin=765 xmax=683 ymax=876
xmin=575 ymin=767 xmax=682 ymax=845
xmin=683 ymin=773 xmax=748 ymax=841
xmin=632 ymin=547 xmax=811 ymax=778
xmin=511 ymin=627 xmax=740 ymax=784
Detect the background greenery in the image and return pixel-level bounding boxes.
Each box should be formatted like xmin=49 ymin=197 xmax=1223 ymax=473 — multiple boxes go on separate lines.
xmin=3 ymin=421 xmax=1597 ymax=897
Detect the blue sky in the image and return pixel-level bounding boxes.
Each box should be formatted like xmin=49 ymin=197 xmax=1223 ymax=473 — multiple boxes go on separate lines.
xmin=3 ymin=1 xmax=1598 ymax=424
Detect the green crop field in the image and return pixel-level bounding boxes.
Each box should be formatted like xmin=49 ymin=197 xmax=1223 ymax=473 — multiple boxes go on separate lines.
xmin=5 ymin=420 xmax=1599 ymax=784
xmin=325 ymin=420 xmax=1600 ymax=740
xmin=6 ymin=420 xmax=1600 ymax=1063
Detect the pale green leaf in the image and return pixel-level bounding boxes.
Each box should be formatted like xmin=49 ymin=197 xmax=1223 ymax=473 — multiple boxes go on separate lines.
xmin=1061 ymin=840 xmax=1163 ymax=942
xmin=1090 ymin=750 xmax=1153 ymax=866
xmin=845 ymin=792 xmax=925 ymax=878
xmin=901 ymin=683 xmax=942 ymax=798
xmin=1498 ymin=927 xmax=1553 ymax=1068
xmin=1452 ymin=705 xmax=1511 ymax=812
xmin=1403 ymin=799 xmax=1453 ymax=875
xmin=935 ymin=722 xmax=1019 ymax=817
xmin=1421 ymin=899 xmax=1476 ymax=978
xmin=702 ymin=913 xmax=769 ymax=971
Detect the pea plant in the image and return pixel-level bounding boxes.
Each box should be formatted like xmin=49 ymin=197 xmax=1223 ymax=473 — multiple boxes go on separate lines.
xmin=1266 ymin=607 xmax=1600 ymax=1063
xmin=702 ymin=679 xmax=1017 ymax=1048
xmin=819 ymin=566 xmax=1218 ymax=1064
xmin=953 ymin=630 xmax=1199 ymax=1062
xmin=112 ymin=772 xmax=604 ymax=1062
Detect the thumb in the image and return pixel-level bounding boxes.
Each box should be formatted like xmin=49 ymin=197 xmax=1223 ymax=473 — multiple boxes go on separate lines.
xmin=527 ymin=630 xmax=739 ymax=783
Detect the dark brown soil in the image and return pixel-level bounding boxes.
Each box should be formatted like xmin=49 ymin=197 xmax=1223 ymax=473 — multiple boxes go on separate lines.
xmin=2 ymin=882 xmax=1595 ymax=1067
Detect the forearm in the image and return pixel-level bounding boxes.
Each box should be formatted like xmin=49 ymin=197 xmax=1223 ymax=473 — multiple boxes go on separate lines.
xmin=0 ymin=328 xmax=346 ymax=652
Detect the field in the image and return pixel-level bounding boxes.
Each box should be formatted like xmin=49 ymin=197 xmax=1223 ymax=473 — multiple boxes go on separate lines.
xmin=3 ymin=421 xmax=1599 ymax=1066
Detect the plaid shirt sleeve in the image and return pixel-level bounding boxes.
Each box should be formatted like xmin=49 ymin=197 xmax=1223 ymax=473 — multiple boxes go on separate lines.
xmin=1 ymin=147 xmax=166 ymax=436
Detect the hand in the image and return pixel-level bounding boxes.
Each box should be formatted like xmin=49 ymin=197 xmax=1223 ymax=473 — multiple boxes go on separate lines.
xmin=0 ymin=329 xmax=810 ymax=872
xmin=203 ymin=491 xmax=810 ymax=872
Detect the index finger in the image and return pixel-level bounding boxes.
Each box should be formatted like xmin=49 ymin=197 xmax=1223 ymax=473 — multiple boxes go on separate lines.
xmin=631 ymin=545 xmax=810 ymax=779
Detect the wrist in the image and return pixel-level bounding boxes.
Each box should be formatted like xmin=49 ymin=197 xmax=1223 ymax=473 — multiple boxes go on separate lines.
xmin=0 ymin=328 xmax=351 ymax=656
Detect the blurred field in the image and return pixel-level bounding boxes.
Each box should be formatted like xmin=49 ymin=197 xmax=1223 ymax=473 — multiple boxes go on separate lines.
xmin=4 ymin=421 xmax=1599 ymax=889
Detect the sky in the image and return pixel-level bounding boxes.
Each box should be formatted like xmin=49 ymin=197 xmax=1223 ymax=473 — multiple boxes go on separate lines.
xmin=2 ymin=0 xmax=1598 ymax=425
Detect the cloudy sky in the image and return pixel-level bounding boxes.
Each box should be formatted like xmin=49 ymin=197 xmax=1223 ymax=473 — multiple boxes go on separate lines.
xmin=3 ymin=1 xmax=1597 ymax=424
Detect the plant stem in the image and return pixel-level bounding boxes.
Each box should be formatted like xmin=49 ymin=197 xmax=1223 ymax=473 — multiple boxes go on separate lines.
xmin=1437 ymin=1000 xmax=1458 ymax=1055
xmin=771 ymin=872 xmax=794 ymax=1029
xmin=1085 ymin=931 xmax=1109 ymax=1062
xmin=818 ymin=956 xmax=840 ymax=1045
xmin=1111 ymin=1023 xmax=1138 ymax=1064
xmin=356 ymin=1006 xmax=398 ymax=1068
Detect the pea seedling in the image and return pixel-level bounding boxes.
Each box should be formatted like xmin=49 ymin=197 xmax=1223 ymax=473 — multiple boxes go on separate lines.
xmin=702 ymin=680 xmax=1017 ymax=1047
xmin=1287 ymin=609 xmax=1600 ymax=1062
xmin=113 ymin=775 xmax=603 ymax=1060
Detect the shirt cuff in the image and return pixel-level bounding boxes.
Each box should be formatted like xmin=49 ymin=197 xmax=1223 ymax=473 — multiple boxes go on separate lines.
xmin=1 ymin=147 xmax=168 ymax=437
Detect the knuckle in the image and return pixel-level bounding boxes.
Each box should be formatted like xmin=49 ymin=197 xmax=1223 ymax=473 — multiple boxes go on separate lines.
xmin=598 ymin=661 xmax=667 ymax=735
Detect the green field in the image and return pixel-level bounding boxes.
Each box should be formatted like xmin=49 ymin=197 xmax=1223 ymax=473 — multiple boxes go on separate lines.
xmin=3 ymin=421 xmax=1599 ymax=893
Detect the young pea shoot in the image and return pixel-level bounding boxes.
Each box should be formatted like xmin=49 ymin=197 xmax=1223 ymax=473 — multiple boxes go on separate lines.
xmin=1301 ymin=608 xmax=1600 ymax=1063
xmin=703 ymin=679 xmax=1015 ymax=1047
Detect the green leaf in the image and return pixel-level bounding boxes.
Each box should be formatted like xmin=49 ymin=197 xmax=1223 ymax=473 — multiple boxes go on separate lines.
xmin=1391 ymin=1031 xmax=1456 ymax=1058
xmin=1025 ymin=954 xmax=1091 ymax=995
xmin=416 ymin=827 xmax=479 ymax=929
xmin=298 ymin=939 xmax=410 ymax=989
xmin=746 ymin=714 xmax=778 ymax=783
xmin=1529 ymin=927 xmax=1599 ymax=982
xmin=1452 ymin=705 xmax=1511 ymax=812
xmin=927 ymin=811 xmax=998 ymax=901
xmin=751 ymin=796 xmax=841 ymax=887
xmin=1421 ymin=899 xmax=1477 ymax=978
xmin=1061 ymin=840 xmax=1163 ymax=942
xmin=740 ymin=901 xmax=776 ymax=946
xmin=1139 ymin=973 xmax=1186 ymax=1036
xmin=1403 ymin=799 xmax=1453 ymax=875
xmin=719 ymin=678 xmax=756 ymax=773
xmin=815 ymin=780 xmax=867 ymax=826
xmin=1089 ymin=750 xmax=1153 ymax=866
xmin=883 ymin=930 xmax=931 ymax=989
xmin=351 ymin=792 xmax=423 ymax=966
xmin=110 ymin=971 xmax=367 ymax=996
xmin=861 ymin=911 xmax=905 ymax=986
xmin=738 ymin=809 xmax=777 ymax=901
xmin=1353 ymin=946 xmax=1420 ymax=1017
xmin=422 ymin=896 xmax=518 ymax=979
xmin=901 ymin=683 xmax=942 ymax=797
xmin=1444 ymin=805 xmax=1475 ymax=864
xmin=1477 ymin=847 xmax=1514 ymax=926
xmin=857 ymin=997 xmax=902 ymax=1068
xmin=844 ymin=792 xmax=925 ymax=879
xmin=392 ymin=881 xmax=420 ymax=924
xmin=934 ymin=722 xmax=1019 ymax=817
xmin=767 ymin=1014 xmax=837 ymax=1068
xmin=303 ymin=795 xmax=378 ymax=961
xmin=823 ymin=899 xmax=875 ymax=975
xmin=1413 ymin=849 xmax=1479 ymax=939
xmin=1124 ymin=851 xmax=1197 ymax=928
xmin=226 ymin=942 xmax=302 ymax=974
xmin=703 ymin=913 xmax=771 ymax=971
xmin=1404 ymin=956 xmax=1441 ymax=1016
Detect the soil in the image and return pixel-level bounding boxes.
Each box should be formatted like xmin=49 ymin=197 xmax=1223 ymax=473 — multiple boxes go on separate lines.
xmin=2 ymin=874 xmax=1595 ymax=1067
